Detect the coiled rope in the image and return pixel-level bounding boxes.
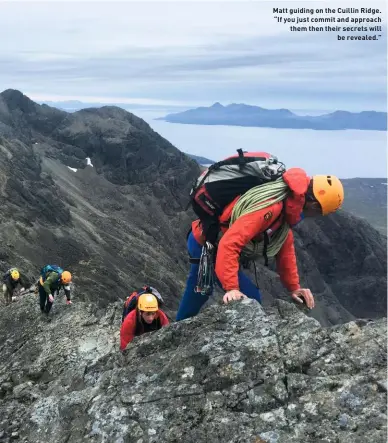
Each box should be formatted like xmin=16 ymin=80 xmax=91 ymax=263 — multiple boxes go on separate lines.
xmin=230 ymin=178 xmax=291 ymax=261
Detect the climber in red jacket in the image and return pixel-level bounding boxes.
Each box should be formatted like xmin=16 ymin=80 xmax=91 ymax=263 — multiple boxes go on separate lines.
xmin=120 ymin=293 xmax=169 ymax=351
xmin=176 ymin=152 xmax=345 ymax=321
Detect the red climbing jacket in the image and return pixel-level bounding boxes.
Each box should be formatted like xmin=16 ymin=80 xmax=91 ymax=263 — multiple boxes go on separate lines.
xmin=120 ymin=309 xmax=170 ymax=351
xmin=191 ymin=167 xmax=311 ymax=292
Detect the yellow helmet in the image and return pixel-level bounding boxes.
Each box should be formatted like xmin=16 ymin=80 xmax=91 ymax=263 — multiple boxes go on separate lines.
xmin=137 ymin=293 xmax=158 ymax=312
xmin=312 ymin=175 xmax=344 ymax=215
xmin=10 ymin=269 xmax=20 ymax=281
xmin=61 ymin=271 xmax=72 ymax=284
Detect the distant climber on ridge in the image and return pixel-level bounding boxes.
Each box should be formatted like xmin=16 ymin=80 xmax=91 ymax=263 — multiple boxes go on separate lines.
xmin=2 ymin=267 xmax=29 ymax=306
xmin=38 ymin=265 xmax=72 ymax=317
xmin=120 ymin=290 xmax=169 ymax=351
xmin=176 ymin=149 xmax=344 ymax=321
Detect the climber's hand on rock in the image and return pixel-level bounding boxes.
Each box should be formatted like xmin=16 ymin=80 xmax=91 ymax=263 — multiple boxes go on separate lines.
xmin=223 ymin=290 xmax=247 ymax=304
xmin=291 ymin=288 xmax=315 ymax=309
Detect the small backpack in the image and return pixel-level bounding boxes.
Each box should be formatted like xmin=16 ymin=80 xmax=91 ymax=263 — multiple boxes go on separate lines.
xmin=40 ymin=265 xmax=64 ymax=283
xmin=122 ymin=286 xmax=164 ymax=323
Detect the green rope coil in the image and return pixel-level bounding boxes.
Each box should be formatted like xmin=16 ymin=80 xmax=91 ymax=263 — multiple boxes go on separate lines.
xmin=230 ymin=178 xmax=291 ymax=261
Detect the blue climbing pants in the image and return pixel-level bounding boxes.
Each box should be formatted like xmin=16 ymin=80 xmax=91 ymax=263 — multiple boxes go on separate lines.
xmin=176 ymin=231 xmax=262 ymax=321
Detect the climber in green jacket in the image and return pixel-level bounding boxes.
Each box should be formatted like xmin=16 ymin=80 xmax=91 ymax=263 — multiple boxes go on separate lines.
xmin=38 ymin=265 xmax=72 ymax=316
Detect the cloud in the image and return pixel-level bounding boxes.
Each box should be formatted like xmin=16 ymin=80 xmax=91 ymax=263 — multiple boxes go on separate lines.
xmin=0 ymin=1 xmax=386 ymax=110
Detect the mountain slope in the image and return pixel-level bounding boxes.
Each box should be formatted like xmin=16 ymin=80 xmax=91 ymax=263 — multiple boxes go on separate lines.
xmin=158 ymin=102 xmax=387 ymax=131
xmin=0 ymin=89 xmax=386 ymax=325
xmin=0 ymin=89 xmax=200 ymax=312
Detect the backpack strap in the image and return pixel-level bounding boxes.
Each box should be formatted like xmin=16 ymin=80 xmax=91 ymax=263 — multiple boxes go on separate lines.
xmin=236 ymin=148 xmax=247 ymax=168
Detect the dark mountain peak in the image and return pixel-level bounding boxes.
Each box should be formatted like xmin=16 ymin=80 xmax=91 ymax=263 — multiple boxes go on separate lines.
xmin=0 ymin=89 xmax=68 ymax=117
xmin=211 ymin=102 xmax=224 ymax=108
xmin=74 ymin=105 xmax=140 ymax=123
xmin=0 ymin=90 xmax=200 ymax=193
xmin=76 ymin=104 xmax=127 ymax=114
xmin=0 ymin=90 xmax=68 ymax=141
xmin=60 ymin=104 xmax=167 ymax=144
xmin=1 ymin=88 xmax=28 ymax=100
xmin=0 ymin=89 xmax=38 ymax=113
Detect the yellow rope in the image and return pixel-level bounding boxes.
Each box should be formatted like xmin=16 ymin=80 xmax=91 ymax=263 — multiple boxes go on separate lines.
xmin=229 ymin=178 xmax=290 ymax=261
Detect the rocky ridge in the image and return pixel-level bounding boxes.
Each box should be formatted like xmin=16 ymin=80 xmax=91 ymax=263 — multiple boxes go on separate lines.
xmin=0 ymin=297 xmax=386 ymax=443
xmin=0 ymin=89 xmax=386 ymax=443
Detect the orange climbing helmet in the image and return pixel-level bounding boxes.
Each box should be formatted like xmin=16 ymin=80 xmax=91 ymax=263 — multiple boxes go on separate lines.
xmin=61 ymin=271 xmax=72 ymax=284
xmin=312 ymin=175 xmax=344 ymax=215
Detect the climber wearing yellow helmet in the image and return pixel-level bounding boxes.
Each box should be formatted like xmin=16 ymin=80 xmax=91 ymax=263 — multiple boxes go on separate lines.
xmin=177 ymin=154 xmax=345 ymax=322
xmin=2 ymin=267 xmax=29 ymax=306
xmin=304 ymin=175 xmax=344 ymax=216
xmin=120 ymin=292 xmax=169 ymax=350
xmin=38 ymin=265 xmax=72 ymax=318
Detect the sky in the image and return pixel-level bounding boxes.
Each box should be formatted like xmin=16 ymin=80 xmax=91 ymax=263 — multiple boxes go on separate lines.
xmin=0 ymin=0 xmax=387 ymax=112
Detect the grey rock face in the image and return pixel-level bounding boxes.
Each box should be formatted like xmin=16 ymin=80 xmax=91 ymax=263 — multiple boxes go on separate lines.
xmin=0 ymin=297 xmax=385 ymax=443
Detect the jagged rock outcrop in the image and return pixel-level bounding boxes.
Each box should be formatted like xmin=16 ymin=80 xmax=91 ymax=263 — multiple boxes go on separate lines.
xmin=0 ymin=297 xmax=386 ymax=442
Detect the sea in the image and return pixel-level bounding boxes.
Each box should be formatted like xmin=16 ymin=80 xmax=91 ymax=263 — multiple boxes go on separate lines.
xmin=130 ymin=109 xmax=387 ymax=179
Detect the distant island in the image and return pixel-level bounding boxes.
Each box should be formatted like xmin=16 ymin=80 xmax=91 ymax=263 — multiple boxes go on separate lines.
xmin=158 ymin=103 xmax=387 ymax=131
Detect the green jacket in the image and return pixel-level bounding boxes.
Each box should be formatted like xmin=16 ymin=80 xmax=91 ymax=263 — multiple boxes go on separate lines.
xmin=42 ymin=272 xmax=71 ymax=299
